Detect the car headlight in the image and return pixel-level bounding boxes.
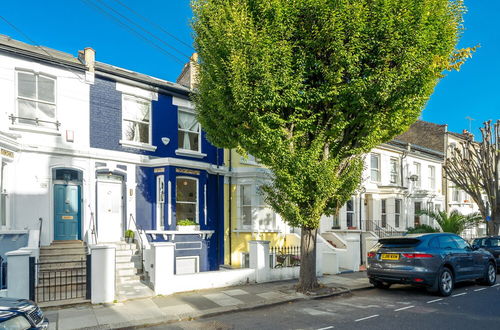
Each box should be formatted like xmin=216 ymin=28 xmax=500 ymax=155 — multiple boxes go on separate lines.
xmin=0 ymin=315 xmax=31 ymax=330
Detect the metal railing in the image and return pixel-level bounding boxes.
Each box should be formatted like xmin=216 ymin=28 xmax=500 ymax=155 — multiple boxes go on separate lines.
xmin=8 ymin=114 xmax=61 ymax=130
xmin=128 ymin=213 xmax=145 ymax=274
xmin=31 ymin=257 xmax=89 ymax=302
xmin=38 ymin=217 xmax=43 ymax=248
xmin=364 ymin=220 xmax=406 ymax=238
xmin=90 ymin=211 xmax=97 ymax=244
xmin=0 ymin=258 xmax=7 ymax=290
xmin=270 ymin=246 xmax=301 ymax=268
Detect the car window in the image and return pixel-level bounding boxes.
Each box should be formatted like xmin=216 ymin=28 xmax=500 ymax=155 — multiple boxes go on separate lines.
xmin=474 ymin=238 xmax=485 ymax=247
xmin=429 ymin=237 xmax=440 ymax=248
xmin=452 ymin=237 xmax=470 ymax=250
xmin=488 ymin=238 xmax=500 ymax=247
xmin=438 ymin=236 xmax=458 ymax=249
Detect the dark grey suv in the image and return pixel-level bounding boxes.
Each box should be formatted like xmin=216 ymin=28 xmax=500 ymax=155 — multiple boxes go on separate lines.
xmin=367 ymin=233 xmax=497 ymax=296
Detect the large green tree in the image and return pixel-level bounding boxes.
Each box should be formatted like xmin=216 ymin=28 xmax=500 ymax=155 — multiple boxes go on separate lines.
xmin=192 ymin=0 xmax=467 ymax=292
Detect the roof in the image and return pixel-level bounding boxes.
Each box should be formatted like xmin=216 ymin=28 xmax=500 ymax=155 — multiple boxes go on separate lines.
xmin=395 ymin=120 xmax=447 ymax=152
xmin=0 ymin=34 xmax=190 ymax=96
xmin=0 ymin=34 xmax=85 ymax=70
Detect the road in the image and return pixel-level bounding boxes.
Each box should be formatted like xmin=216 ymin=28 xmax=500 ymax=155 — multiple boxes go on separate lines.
xmin=143 ymin=279 xmax=500 ymax=330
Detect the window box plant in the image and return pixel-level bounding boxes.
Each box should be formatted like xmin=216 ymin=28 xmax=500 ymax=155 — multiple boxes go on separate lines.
xmin=176 ymin=219 xmax=200 ymax=232
xmin=125 ymin=229 xmax=135 ymax=243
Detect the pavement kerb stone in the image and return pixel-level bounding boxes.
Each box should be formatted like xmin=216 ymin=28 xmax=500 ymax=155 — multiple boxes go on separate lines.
xmin=111 ymin=287 xmax=359 ymax=330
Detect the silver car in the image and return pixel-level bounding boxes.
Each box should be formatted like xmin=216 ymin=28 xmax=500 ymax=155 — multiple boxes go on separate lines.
xmin=367 ymin=233 xmax=497 ymax=296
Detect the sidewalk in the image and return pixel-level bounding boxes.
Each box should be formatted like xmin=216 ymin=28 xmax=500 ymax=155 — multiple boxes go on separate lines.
xmin=44 ymin=271 xmax=371 ymax=330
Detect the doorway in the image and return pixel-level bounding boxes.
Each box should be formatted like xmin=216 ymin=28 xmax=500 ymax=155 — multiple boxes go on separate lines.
xmin=97 ymin=173 xmax=124 ymax=242
xmin=53 ymin=169 xmax=82 ymax=241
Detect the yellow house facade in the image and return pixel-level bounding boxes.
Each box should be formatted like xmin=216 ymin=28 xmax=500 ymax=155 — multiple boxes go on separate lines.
xmin=223 ymin=149 xmax=297 ymax=267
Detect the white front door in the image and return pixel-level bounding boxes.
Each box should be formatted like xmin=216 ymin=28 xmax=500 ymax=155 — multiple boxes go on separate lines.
xmin=97 ymin=176 xmax=123 ymax=242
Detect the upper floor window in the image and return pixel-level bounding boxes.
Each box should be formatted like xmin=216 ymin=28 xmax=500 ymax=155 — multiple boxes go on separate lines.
xmin=239 ymin=184 xmax=276 ymax=231
xmin=122 ymin=95 xmax=151 ymax=144
xmin=370 ymin=154 xmax=380 ymax=182
xmin=178 ymin=109 xmax=200 ymax=152
xmin=176 ymin=177 xmax=198 ymax=223
xmin=413 ymin=162 xmax=421 ymax=187
xmin=428 ymin=165 xmax=436 ymax=190
xmin=16 ymin=71 xmax=56 ymax=128
xmin=451 ymin=185 xmax=460 ymax=202
xmin=390 ymin=157 xmax=399 ymax=184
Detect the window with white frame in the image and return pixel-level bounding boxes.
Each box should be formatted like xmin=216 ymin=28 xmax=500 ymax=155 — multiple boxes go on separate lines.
xmin=346 ymin=199 xmax=355 ymax=228
xmin=381 ymin=199 xmax=387 ymax=227
xmin=122 ymin=94 xmax=151 ymax=144
xmin=428 ymin=165 xmax=436 ymax=190
xmin=176 ymin=177 xmax=198 ymax=223
xmin=239 ymin=184 xmax=276 ymax=231
xmin=16 ymin=71 xmax=56 ymax=128
xmin=395 ymin=199 xmax=401 ymax=228
xmin=390 ymin=158 xmax=399 ymax=184
xmin=178 ymin=109 xmax=200 ymax=152
xmin=451 ymin=185 xmax=460 ymax=202
xmin=370 ymin=154 xmax=380 ymax=182
xmin=156 ymin=175 xmax=165 ymax=230
xmin=413 ymin=162 xmax=421 ymax=187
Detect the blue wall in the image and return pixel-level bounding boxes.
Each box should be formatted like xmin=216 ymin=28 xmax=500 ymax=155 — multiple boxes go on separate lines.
xmin=90 ymin=75 xmax=224 ymax=271
xmin=90 ymin=76 xmax=223 ymax=164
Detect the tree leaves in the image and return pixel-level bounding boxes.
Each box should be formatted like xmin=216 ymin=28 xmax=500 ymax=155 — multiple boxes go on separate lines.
xmin=192 ymin=0 xmax=466 ymax=228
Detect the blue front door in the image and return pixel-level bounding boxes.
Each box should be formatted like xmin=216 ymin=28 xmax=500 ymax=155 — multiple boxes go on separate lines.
xmin=54 ymin=184 xmax=81 ymax=240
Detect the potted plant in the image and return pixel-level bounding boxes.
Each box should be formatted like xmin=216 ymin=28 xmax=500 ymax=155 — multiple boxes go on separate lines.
xmin=176 ymin=219 xmax=200 ymax=232
xmin=125 ymin=229 xmax=135 ymax=243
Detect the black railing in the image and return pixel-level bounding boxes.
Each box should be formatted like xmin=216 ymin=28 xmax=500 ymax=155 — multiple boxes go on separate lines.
xmin=32 ymin=257 xmax=88 ymax=302
xmin=8 ymin=114 xmax=61 ymax=130
xmin=0 ymin=258 xmax=7 ymax=290
xmin=128 ymin=213 xmax=145 ymax=274
xmin=90 ymin=211 xmax=97 ymax=244
xmin=38 ymin=218 xmax=43 ymax=248
xmin=364 ymin=220 xmax=406 ymax=238
xmin=270 ymin=246 xmax=301 ymax=268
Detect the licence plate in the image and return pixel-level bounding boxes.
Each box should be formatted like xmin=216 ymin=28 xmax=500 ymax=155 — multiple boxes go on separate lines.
xmin=381 ymin=253 xmax=400 ymax=260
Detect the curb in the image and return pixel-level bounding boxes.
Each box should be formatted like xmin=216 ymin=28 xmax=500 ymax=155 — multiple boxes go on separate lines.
xmin=115 ymin=287 xmax=362 ymax=330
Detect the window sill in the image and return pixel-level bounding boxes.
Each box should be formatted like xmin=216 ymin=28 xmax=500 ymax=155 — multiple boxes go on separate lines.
xmin=9 ymin=125 xmax=61 ymax=136
xmin=175 ymin=149 xmax=207 ymax=159
xmin=119 ymin=140 xmax=157 ymax=151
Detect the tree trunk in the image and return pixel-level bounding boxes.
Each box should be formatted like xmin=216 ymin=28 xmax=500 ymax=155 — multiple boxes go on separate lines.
xmin=297 ymin=227 xmax=319 ymax=293
xmin=490 ymin=211 xmax=500 ymax=236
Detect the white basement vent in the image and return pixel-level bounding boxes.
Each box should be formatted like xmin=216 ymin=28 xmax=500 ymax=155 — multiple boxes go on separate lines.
xmin=175 ymin=256 xmax=199 ymax=274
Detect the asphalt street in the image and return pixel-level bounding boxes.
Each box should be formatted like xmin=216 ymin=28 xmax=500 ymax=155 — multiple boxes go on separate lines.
xmin=143 ymin=279 xmax=500 ymax=330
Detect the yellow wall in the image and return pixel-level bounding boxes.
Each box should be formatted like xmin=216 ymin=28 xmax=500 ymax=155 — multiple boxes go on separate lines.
xmin=223 ymin=149 xmax=285 ymax=267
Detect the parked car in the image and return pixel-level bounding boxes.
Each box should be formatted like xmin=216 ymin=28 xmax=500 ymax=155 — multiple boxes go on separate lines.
xmin=367 ymin=233 xmax=497 ymax=296
xmin=0 ymin=297 xmax=48 ymax=329
xmin=472 ymin=236 xmax=500 ymax=270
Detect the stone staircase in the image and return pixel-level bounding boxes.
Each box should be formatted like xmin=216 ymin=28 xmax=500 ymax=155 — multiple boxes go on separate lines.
xmin=114 ymin=241 xmax=154 ymax=301
xmin=38 ymin=240 xmax=88 ymax=306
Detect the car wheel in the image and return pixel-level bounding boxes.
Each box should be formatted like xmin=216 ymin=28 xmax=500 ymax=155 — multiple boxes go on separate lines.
xmin=438 ymin=267 xmax=454 ymax=297
xmin=373 ymin=280 xmax=391 ymax=289
xmin=481 ymin=262 xmax=497 ymax=286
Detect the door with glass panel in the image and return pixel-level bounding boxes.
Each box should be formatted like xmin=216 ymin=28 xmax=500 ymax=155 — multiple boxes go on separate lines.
xmin=97 ymin=174 xmax=124 ymax=242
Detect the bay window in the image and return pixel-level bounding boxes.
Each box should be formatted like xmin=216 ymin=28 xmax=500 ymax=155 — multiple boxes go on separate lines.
xmin=239 ymin=184 xmax=276 ymax=231
xmin=176 ymin=177 xmax=198 ymax=223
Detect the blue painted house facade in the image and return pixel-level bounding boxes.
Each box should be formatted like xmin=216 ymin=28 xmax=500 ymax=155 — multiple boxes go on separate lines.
xmin=89 ymin=61 xmax=225 ymax=273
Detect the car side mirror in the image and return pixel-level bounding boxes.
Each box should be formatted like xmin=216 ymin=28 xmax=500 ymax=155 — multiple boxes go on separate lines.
xmin=471 ymin=245 xmax=479 ymax=251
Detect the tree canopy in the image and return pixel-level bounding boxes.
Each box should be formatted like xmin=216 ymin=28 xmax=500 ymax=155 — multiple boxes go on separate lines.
xmin=192 ymin=0 xmax=467 ymax=291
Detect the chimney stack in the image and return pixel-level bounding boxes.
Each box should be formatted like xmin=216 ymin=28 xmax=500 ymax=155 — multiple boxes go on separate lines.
xmin=176 ymin=53 xmax=199 ymax=90
xmin=78 ymin=47 xmax=95 ymax=83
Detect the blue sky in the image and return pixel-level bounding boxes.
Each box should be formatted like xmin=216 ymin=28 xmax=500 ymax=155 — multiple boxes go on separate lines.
xmin=1 ymin=0 xmax=497 ymax=137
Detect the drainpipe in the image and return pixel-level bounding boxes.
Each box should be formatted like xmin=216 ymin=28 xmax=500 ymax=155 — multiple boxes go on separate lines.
xmin=228 ymin=150 xmax=233 ymax=265
xmin=359 ymin=187 xmax=366 ymax=265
